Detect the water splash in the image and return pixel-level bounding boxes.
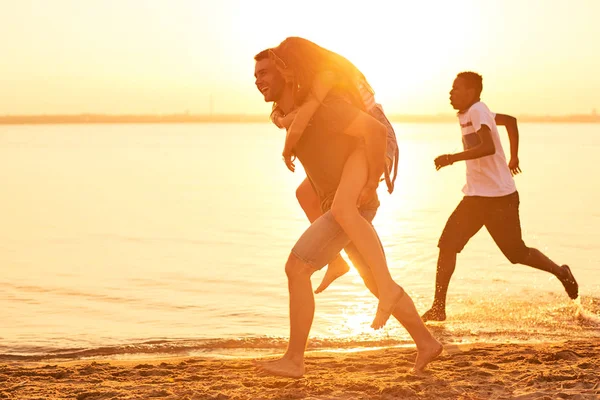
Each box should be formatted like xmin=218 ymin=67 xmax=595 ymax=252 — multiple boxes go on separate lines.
xmin=574 ymin=297 xmax=600 ymax=326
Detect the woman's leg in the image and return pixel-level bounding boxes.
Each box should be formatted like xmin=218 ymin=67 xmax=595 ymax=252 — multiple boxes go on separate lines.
xmin=296 ymin=178 xmax=350 ymax=293
xmin=346 ymin=242 xmax=443 ymax=371
xmin=331 ymin=145 xmax=403 ymax=329
xmin=295 ymin=178 xmax=321 ymax=222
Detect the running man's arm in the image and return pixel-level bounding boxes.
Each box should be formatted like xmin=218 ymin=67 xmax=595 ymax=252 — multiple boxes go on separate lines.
xmin=281 ymin=71 xmax=336 ymax=171
xmin=435 ymin=125 xmax=496 ymax=170
xmin=495 ymin=113 xmax=521 ymax=175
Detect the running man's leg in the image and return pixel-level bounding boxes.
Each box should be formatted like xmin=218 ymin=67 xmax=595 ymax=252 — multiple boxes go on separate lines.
xmin=422 ymin=196 xmax=485 ymax=322
xmin=484 ymin=192 xmax=578 ymax=299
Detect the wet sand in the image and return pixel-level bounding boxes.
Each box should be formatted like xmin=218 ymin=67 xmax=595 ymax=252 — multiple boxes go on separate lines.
xmin=1 ymin=340 xmax=598 ymax=399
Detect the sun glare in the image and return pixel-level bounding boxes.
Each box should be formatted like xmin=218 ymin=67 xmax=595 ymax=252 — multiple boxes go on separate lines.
xmin=230 ymin=0 xmax=485 ymax=115
xmin=3 ymin=1 xmax=599 ymax=115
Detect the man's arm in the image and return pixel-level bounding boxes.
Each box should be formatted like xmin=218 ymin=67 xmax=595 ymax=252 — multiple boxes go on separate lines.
xmin=344 ymin=114 xmax=387 ymax=191
xmin=435 ymin=125 xmax=495 ymax=170
xmin=495 ymin=113 xmax=521 ymax=175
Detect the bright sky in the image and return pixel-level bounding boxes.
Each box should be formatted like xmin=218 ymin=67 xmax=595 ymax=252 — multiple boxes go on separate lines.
xmin=1 ymin=0 xmax=599 ymax=116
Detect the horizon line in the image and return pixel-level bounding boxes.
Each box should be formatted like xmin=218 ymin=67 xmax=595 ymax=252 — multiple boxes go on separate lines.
xmin=1 ymin=112 xmax=599 ymax=125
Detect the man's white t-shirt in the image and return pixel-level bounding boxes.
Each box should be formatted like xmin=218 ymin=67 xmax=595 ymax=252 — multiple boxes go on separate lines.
xmin=458 ymin=102 xmax=516 ymax=197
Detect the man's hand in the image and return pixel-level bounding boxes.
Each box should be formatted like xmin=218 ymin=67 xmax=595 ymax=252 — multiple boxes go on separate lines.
xmin=357 ymin=181 xmax=378 ymax=207
xmin=282 ymin=149 xmax=296 ymax=172
xmin=508 ymin=157 xmax=522 ymax=176
xmin=434 ymin=154 xmax=454 ymax=170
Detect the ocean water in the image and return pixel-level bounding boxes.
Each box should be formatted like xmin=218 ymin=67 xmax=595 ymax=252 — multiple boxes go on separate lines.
xmin=0 ymin=122 xmax=598 ymax=361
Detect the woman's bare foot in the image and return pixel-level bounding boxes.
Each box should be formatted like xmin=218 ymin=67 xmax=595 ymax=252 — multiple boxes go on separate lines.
xmin=414 ymin=340 xmax=443 ymax=372
xmin=421 ymin=306 xmax=446 ymax=322
xmin=371 ymin=285 xmax=405 ymax=330
xmin=254 ymin=357 xmax=305 ymax=379
xmin=314 ymin=258 xmax=350 ymax=294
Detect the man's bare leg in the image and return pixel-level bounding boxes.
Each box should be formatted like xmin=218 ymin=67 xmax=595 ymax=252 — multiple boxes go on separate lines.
xmin=296 ymin=178 xmax=349 ymax=294
xmin=421 ymin=246 xmax=579 ymax=323
xmin=392 ymin=294 xmax=444 ymax=371
xmin=348 ymin=247 xmax=443 ymax=372
xmin=520 ymin=248 xmax=578 ymax=299
xmin=255 ymin=254 xmax=317 ymax=378
xmin=421 ymin=249 xmax=456 ymax=322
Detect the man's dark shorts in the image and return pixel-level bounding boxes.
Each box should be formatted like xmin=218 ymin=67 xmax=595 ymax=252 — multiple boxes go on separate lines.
xmin=438 ymin=191 xmax=529 ymax=263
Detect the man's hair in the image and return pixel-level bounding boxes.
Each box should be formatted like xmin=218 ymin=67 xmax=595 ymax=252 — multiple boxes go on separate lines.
xmin=254 ymin=49 xmax=270 ymax=61
xmin=457 ymin=71 xmax=483 ymax=96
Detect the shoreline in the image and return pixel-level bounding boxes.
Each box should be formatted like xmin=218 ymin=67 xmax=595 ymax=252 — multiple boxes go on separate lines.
xmin=1 ymin=340 xmax=598 ymax=399
xmin=1 ymin=114 xmax=600 ymax=125
xmin=1 ymin=336 xmax=592 ymax=364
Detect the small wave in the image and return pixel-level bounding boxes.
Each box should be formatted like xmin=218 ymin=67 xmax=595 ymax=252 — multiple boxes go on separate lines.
xmin=2 ymin=296 xmax=598 ymax=362
xmin=0 ymin=336 xmax=412 ymax=362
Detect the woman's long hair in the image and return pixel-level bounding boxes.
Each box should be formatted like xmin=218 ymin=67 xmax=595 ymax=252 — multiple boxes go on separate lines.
xmin=269 ymin=37 xmax=373 ymax=111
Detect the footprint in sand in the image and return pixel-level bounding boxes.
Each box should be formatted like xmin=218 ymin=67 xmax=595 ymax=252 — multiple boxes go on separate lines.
xmin=480 ymin=362 xmax=500 ymax=370
xmin=453 ymin=361 xmax=472 ymax=367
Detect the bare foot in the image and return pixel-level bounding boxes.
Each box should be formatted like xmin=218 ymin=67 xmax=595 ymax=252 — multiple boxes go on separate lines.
xmin=414 ymin=340 xmax=443 ymax=372
xmin=254 ymin=357 xmax=305 ymax=379
xmin=421 ymin=307 xmax=446 ymax=322
xmin=558 ymin=265 xmax=579 ymax=299
xmin=371 ymin=285 xmax=405 ymax=330
xmin=314 ymin=260 xmax=350 ymax=294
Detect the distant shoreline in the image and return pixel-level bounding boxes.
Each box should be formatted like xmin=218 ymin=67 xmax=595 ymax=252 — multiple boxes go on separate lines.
xmin=1 ymin=114 xmax=599 ymax=125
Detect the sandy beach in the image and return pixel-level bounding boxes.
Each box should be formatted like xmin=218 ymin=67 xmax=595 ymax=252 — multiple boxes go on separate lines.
xmin=0 ymin=340 xmax=597 ymax=399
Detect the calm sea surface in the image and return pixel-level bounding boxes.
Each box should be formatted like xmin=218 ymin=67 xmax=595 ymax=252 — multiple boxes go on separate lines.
xmin=1 ymin=122 xmax=598 ymax=361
